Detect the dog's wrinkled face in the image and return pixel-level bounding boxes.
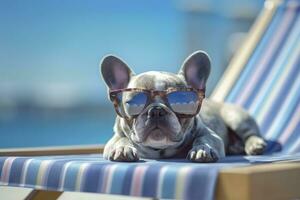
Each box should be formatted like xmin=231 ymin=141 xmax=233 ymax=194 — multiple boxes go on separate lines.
xmin=128 ymin=71 xmax=189 ymax=149
xmin=101 ymin=51 xmax=211 ymax=150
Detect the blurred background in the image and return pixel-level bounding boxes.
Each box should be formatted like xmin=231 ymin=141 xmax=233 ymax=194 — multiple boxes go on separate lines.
xmin=0 ymin=0 xmax=264 ymax=148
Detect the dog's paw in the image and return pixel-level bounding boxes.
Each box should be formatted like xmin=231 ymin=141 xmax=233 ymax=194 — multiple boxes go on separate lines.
xmin=245 ymin=136 xmax=266 ymax=155
xmin=104 ymin=146 xmax=139 ymax=162
xmin=187 ymin=144 xmax=219 ymax=163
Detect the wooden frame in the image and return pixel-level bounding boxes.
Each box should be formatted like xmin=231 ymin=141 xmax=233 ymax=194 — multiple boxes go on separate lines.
xmin=0 ymin=145 xmax=104 ymax=156
xmin=0 ymin=186 xmax=154 ymax=200
xmin=215 ymin=162 xmax=300 ymax=200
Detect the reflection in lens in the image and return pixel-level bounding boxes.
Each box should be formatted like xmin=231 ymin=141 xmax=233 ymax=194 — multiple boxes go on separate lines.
xmin=124 ymin=92 xmax=147 ymax=116
xmin=167 ymin=91 xmax=199 ymax=114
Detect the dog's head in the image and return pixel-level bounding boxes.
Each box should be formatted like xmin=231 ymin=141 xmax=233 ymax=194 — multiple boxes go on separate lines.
xmin=100 ymin=51 xmax=211 ymax=149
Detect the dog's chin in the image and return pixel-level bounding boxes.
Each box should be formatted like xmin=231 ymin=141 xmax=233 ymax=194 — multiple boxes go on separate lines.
xmin=142 ymin=128 xmax=180 ymax=149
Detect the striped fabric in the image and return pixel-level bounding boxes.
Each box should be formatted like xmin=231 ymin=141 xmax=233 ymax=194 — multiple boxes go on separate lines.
xmin=226 ymin=0 xmax=300 ymax=154
xmin=1 ymin=154 xmax=300 ymax=200
xmin=0 ymin=154 xmax=247 ymax=200
xmin=1 ymin=1 xmax=300 ymax=200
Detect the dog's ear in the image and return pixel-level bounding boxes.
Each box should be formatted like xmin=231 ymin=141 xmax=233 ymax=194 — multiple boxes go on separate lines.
xmin=100 ymin=55 xmax=135 ymax=90
xmin=178 ymin=50 xmax=211 ymax=90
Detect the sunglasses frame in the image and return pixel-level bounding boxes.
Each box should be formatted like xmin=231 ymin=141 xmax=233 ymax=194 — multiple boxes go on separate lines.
xmin=109 ymin=87 xmax=205 ymax=119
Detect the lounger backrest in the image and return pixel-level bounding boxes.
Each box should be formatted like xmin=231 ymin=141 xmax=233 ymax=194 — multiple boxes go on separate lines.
xmin=212 ymin=0 xmax=300 ymax=153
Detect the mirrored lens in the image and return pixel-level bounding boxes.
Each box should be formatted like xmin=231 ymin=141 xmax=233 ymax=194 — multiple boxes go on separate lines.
xmin=123 ymin=91 xmax=148 ymax=116
xmin=167 ymin=91 xmax=199 ymax=114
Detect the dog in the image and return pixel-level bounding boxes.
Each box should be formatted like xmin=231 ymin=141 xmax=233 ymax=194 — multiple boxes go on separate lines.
xmin=100 ymin=50 xmax=266 ymax=162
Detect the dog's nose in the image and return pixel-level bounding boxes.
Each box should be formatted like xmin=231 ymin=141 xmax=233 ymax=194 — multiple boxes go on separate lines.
xmin=148 ymin=106 xmax=167 ymax=118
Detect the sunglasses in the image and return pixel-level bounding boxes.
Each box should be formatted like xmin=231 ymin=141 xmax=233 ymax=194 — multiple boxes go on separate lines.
xmin=109 ymin=87 xmax=205 ymax=118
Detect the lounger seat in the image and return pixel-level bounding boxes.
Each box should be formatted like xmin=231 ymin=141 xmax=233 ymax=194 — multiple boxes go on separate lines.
xmin=1 ymin=153 xmax=300 ymax=200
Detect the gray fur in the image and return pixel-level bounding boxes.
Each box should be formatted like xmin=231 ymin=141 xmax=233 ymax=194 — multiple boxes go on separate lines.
xmin=100 ymin=51 xmax=266 ymax=163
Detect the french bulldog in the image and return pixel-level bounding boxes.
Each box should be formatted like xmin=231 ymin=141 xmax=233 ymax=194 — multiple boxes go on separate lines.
xmin=100 ymin=51 xmax=266 ymax=162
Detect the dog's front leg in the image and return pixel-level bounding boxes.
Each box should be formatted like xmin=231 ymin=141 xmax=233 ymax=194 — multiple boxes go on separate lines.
xmin=103 ymin=133 xmax=139 ymax=162
xmin=188 ymin=126 xmax=225 ymax=163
